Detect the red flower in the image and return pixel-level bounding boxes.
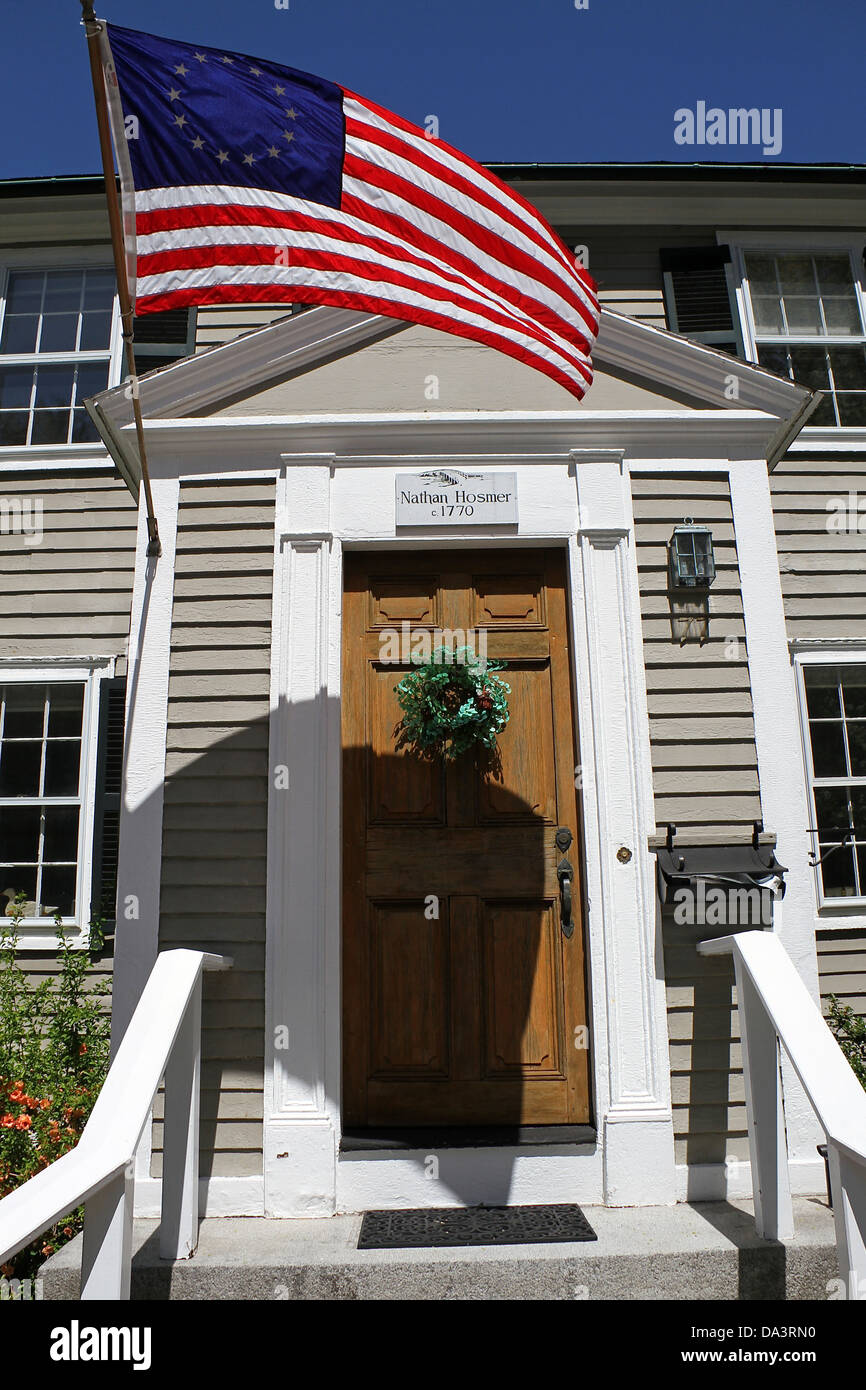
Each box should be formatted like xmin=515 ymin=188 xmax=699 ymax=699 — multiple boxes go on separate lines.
xmin=40 ymin=1098 xmax=50 ymax=1111
xmin=0 ymin=1115 xmax=14 ymax=1129
xmin=8 ymin=1089 xmax=24 ymax=1104
xmin=14 ymin=1115 xmax=31 ymax=1131
xmin=78 ymin=1044 xmax=87 ymax=1055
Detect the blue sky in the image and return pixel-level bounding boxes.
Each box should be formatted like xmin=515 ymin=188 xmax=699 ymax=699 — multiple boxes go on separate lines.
xmin=3 ymin=0 xmax=864 ymax=178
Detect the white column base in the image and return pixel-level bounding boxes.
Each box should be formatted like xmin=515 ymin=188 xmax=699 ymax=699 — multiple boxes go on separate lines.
xmin=603 ymin=1110 xmax=678 ymax=1206
xmin=264 ymin=1120 xmax=337 ymax=1218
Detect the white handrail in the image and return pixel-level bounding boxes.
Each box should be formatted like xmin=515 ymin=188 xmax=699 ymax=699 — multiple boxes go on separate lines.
xmin=699 ymin=931 xmax=866 ymax=1296
xmin=0 ymin=948 xmax=231 ymax=1299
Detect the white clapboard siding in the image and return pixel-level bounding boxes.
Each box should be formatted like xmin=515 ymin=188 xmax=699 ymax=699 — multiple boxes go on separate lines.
xmin=0 ymin=473 xmax=136 ymax=665
xmin=631 ymin=473 xmax=763 ymax=838
xmin=155 ymin=477 xmax=275 ymax=1179
xmin=817 ymin=930 xmax=866 ymax=1023
xmin=632 ymin=471 xmax=762 ymax=1168
xmin=770 ymin=456 xmax=866 ymax=642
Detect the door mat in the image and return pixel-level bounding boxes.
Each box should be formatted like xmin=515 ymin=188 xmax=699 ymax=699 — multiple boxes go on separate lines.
xmin=358 ymin=1203 xmax=598 ymax=1250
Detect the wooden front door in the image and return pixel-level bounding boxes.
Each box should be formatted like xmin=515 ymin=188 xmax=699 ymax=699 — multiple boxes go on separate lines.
xmin=342 ymin=548 xmax=590 ymax=1128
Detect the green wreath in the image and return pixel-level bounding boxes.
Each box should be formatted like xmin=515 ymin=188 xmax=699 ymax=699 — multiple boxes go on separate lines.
xmin=394 ymin=645 xmax=510 ymax=760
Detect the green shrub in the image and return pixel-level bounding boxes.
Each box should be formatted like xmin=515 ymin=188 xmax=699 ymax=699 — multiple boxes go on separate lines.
xmin=0 ymin=895 xmax=111 ymax=1279
xmin=826 ymin=994 xmax=866 ymax=1091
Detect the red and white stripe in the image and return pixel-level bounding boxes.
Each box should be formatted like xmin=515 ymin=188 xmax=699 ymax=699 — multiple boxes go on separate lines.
xmin=127 ymin=87 xmax=599 ymax=400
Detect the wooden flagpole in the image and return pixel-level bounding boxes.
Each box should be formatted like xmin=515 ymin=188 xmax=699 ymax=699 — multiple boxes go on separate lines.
xmin=80 ymin=1 xmax=161 ymax=556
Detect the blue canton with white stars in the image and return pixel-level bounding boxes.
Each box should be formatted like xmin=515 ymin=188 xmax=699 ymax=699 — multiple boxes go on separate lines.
xmin=106 ymin=24 xmax=345 ymax=208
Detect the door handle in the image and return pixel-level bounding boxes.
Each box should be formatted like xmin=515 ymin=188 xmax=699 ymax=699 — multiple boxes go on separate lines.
xmin=555 ymin=827 xmax=574 ymax=939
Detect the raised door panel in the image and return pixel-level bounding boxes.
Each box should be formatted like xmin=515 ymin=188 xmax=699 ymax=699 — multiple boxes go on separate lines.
xmin=370 ymin=900 xmax=450 ymax=1078
xmin=367 ymin=664 xmax=444 ymax=823
xmin=482 ymin=901 xmax=565 ymax=1080
xmin=477 ymin=664 xmax=558 ymax=824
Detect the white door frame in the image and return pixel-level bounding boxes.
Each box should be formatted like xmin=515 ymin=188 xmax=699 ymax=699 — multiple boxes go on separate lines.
xmin=263 ymin=446 xmax=676 ymax=1216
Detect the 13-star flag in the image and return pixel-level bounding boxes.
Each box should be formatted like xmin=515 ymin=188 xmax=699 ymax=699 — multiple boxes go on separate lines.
xmin=98 ymin=22 xmax=599 ymax=400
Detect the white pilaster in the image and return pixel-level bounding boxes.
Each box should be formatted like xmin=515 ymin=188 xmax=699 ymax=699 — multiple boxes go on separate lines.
xmin=572 ymin=452 xmax=677 ymax=1206
xmin=264 ymin=459 xmax=337 ymax=1215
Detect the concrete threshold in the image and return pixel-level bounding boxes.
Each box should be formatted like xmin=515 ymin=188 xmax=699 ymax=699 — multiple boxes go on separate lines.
xmin=40 ymin=1196 xmax=837 ymax=1301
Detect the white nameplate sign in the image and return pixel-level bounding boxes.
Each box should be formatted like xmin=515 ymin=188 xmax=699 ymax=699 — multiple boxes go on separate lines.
xmin=395 ymin=469 xmax=518 ymax=526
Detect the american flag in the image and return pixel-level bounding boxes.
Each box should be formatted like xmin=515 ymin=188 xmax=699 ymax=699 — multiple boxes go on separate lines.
xmin=100 ymin=23 xmax=598 ymax=400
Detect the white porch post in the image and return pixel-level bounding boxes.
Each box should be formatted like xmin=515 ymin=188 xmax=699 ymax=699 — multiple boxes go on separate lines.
xmin=572 ymin=453 xmax=677 ymax=1206
xmin=264 ymin=459 xmax=337 ymax=1216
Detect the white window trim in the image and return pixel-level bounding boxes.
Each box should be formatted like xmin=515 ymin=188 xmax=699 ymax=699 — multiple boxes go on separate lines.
xmin=793 ymin=645 xmax=866 ymax=922
xmin=0 ymin=247 xmax=124 ymax=463
xmin=718 ymin=230 xmax=866 ymax=437
xmin=0 ymin=657 xmax=114 ymax=950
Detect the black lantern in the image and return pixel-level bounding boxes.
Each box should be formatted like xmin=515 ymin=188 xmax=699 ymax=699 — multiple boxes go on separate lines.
xmin=670 ymin=521 xmax=716 ymax=588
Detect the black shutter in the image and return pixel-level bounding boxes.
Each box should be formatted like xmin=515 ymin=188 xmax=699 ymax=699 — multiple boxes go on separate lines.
xmin=661 ymin=246 xmax=739 ymax=348
xmin=90 ymin=677 xmax=126 ymax=930
xmin=131 ymin=307 xmax=192 ymax=345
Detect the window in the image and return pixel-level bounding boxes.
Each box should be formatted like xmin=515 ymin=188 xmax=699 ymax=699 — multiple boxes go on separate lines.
xmin=0 ymin=668 xmax=125 ymax=944
xmin=740 ymin=250 xmax=866 ymax=427
xmin=800 ymin=663 xmax=866 ymax=901
xmin=0 ymin=268 xmax=116 ymax=446
xmin=0 ymin=264 xmax=196 ymax=449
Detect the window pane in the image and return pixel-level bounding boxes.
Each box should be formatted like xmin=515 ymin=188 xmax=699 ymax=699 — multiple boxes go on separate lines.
xmin=42 ymin=805 xmax=80 ymax=862
xmin=804 ymin=668 xmax=841 ymax=719
xmin=79 ymin=311 xmax=112 ymax=351
xmin=3 ymin=685 xmax=45 ymax=738
xmin=6 ymin=272 xmax=44 ymax=314
xmin=47 ymin=685 xmax=84 ymax=737
xmin=821 ymin=843 xmax=857 ymax=897
xmin=810 ymin=395 xmax=839 ymax=426
xmin=71 ymin=408 xmax=99 ymax=443
xmin=0 ymin=365 xmax=35 ymax=409
xmin=814 ymin=786 xmax=850 ymax=838
xmin=0 ymin=805 xmax=41 ymax=863
xmin=828 ymin=346 xmax=866 ymax=390
xmin=43 ymin=271 xmax=83 ymax=314
xmin=777 ymin=255 xmax=817 ymax=295
xmin=745 ymin=254 xmax=777 ymax=296
xmin=30 ymin=409 xmax=70 ymax=445
xmin=39 ymin=313 xmax=79 ymax=353
xmin=43 ymin=740 xmax=80 ymax=796
xmin=752 ymin=296 xmax=784 ymax=334
xmin=0 ymin=412 xmax=30 ymax=445
xmin=847 ymin=722 xmax=866 ymax=777
xmin=814 ymin=254 xmax=854 ymax=292
xmin=33 ymin=364 xmax=74 ymax=409
xmin=0 ymin=314 xmax=40 ymax=353
xmin=841 ymin=668 xmax=866 ymax=718
xmin=0 ymin=742 xmax=42 ymax=796
xmin=851 ymin=788 xmax=866 ymax=838
xmin=757 ymin=345 xmax=790 ymax=378
xmin=1 ymin=867 xmax=39 ymax=909
xmin=40 ymin=865 xmax=76 ymax=917
xmin=837 ymin=394 xmax=866 ymax=425
xmin=82 ymin=269 xmax=115 ymax=311
xmin=822 ymin=297 xmax=861 ymax=335
xmin=809 ymin=721 xmax=847 ymax=776
xmin=784 ymin=296 xmax=822 ymax=334
xmin=75 ymin=362 xmax=110 ymax=400
xmin=788 ymin=346 xmax=831 ymax=391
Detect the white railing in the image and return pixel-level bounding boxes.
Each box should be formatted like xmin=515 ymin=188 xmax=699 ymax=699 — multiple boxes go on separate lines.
xmin=0 ymin=948 xmax=231 ymax=1300
xmin=699 ymin=931 xmax=866 ymax=1294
